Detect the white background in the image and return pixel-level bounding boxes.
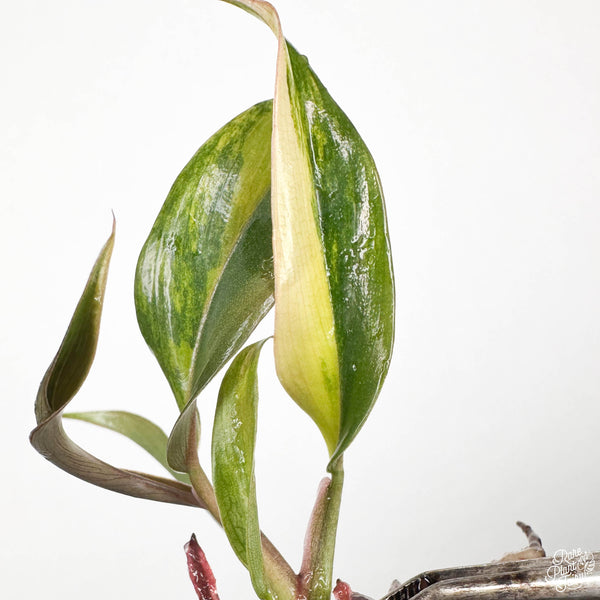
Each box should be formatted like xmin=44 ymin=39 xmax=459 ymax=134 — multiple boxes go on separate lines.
xmin=2 ymin=1 xmax=600 ymax=598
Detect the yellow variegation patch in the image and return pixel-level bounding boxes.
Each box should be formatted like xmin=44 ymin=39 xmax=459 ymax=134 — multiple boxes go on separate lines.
xmin=221 ymin=0 xmax=394 ymax=463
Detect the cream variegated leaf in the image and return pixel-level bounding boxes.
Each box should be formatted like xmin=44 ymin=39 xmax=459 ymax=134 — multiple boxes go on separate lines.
xmin=133 ymin=101 xmax=275 ymax=476
xmin=221 ymin=0 xmax=395 ymax=466
xmin=135 ymin=100 xmax=274 ymax=413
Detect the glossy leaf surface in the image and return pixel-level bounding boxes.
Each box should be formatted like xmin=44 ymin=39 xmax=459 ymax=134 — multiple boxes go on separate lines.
xmin=212 ymin=340 xmax=270 ymax=600
xmin=64 ymin=410 xmax=190 ymax=483
xmin=135 ymin=100 xmax=274 ymax=411
xmin=285 ymin=44 xmax=395 ymax=465
xmin=221 ymin=1 xmax=395 ymax=465
xmin=30 ymin=225 xmax=199 ymax=507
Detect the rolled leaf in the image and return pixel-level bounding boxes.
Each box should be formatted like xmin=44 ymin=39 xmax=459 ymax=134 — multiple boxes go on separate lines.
xmin=134 ymin=100 xmax=274 ymax=412
xmin=64 ymin=410 xmax=190 ymax=483
xmin=30 ymin=224 xmax=199 ymax=507
xmin=221 ymin=1 xmax=395 ymax=465
xmin=167 ymin=398 xmax=201 ymax=474
xmin=185 ymin=534 xmax=221 ymax=600
xmin=211 ymin=340 xmax=269 ymax=600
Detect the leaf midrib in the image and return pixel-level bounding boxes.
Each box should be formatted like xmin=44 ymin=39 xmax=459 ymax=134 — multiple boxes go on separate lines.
xmin=182 ymin=190 xmax=270 ymax=406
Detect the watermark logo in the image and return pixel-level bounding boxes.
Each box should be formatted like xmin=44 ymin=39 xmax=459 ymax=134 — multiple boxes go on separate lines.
xmin=545 ymin=548 xmax=595 ymax=592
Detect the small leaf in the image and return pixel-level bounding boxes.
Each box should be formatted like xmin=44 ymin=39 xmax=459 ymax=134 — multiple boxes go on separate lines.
xmin=185 ymin=534 xmax=221 ymax=600
xmin=30 ymin=223 xmax=199 ymax=507
xmin=220 ymin=1 xmax=395 ymax=465
xmin=64 ymin=410 xmax=190 ymax=483
xmin=211 ymin=339 xmax=270 ymax=600
xmin=135 ymin=100 xmax=274 ymax=411
xmin=167 ymin=400 xmax=201 ymax=475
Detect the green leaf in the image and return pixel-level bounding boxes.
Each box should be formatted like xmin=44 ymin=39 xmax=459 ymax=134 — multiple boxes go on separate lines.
xmin=64 ymin=410 xmax=190 ymax=484
xmin=166 ymin=400 xmax=201 ymax=475
xmin=284 ymin=44 xmax=395 ymax=466
xmin=134 ymin=100 xmax=274 ymax=412
xmin=211 ymin=340 xmax=270 ymax=600
xmin=220 ymin=2 xmax=395 ymax=466
xmin=30 ymin=224 xmax=200 ymax=507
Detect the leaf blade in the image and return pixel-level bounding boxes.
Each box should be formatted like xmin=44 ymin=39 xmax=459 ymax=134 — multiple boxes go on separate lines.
xmin=64 ymin=410 xmax=190 ymax=483
xmin=211 ymin=339 xmax=270 ymax=600
xmin=220 ymin=2 xmax=395 ymax=463
xmin=30 ymin=224 xmax=200 ymax=507
xmin=285 ymin=45 xmax=395 ymax=464
xmin=134 ymin=100 xmax=274 ymax=411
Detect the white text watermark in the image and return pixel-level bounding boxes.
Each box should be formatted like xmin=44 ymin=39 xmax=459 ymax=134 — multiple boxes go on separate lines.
xmin=545 ymin=548 xmax=595 ymax=593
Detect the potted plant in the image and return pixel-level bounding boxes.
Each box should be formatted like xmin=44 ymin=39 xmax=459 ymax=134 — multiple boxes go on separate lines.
xmin=29 ymin=1 xmax=599 ymax=599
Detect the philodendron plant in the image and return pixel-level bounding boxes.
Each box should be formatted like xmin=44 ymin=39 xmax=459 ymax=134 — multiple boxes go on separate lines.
xmin=31 ymin=1 xmax=394 ymax=599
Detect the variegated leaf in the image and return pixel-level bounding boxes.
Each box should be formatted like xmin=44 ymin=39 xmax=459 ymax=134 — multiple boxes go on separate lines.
xmin=134 ymin=100 xmax=274 ymax=412
xmin=221 ymin=1 xmax=395 ymax=466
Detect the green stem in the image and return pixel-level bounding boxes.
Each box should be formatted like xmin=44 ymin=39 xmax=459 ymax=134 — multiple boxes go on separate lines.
xmin=299 ymin=456 xmax=345 ymax=600
xmin=188 ymin=461 xmax=221 ymax=523
xmin=188 ymin=457 xmax=297 ymax=600
xmin=261 ymin=535 xmax=298 ymax=600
